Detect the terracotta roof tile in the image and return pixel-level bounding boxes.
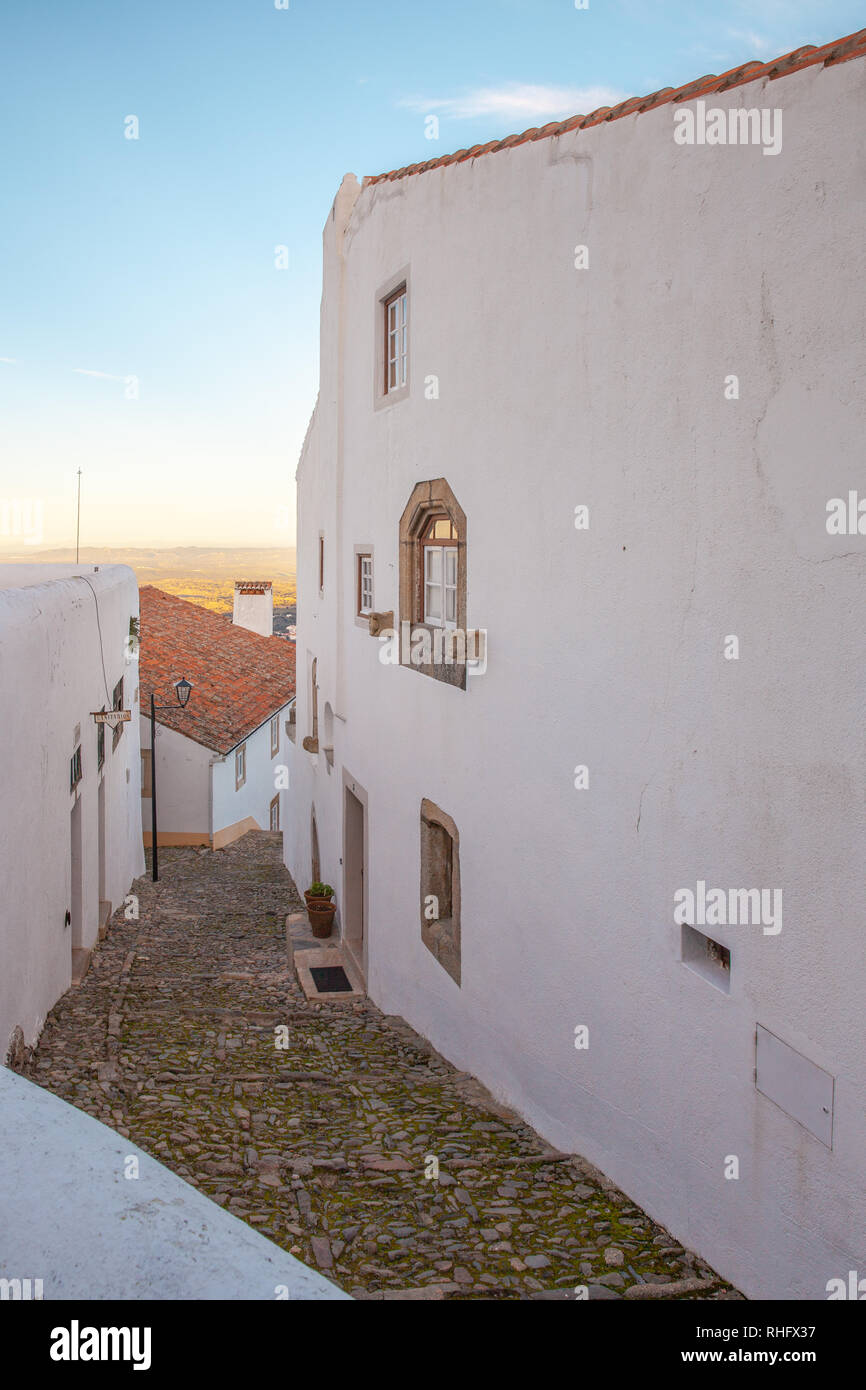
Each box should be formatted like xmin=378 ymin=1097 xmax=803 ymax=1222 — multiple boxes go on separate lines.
xmin=673 ymin=74 xmax=723 ymax=102
xmin=821 ymin=28 xmax=866 ymax=66
xmin=579 ymin=107 xmax=613 ymax=127
xmin=362 ymin=29 xmax=866 ymax=188
xmin=139 ymin=586 xmax=295 ymax=756
xmin=604 ymin=97 xmax=645 ymax=121
xmin=637 ymin=87 xmax=676 ymax=113
xmin=714 ymin=61 xmax=766 ymax=92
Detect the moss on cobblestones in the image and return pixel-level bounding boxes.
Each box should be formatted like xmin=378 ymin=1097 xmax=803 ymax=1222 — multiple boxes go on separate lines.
xmin=26 ymin=834 xmax=740 ymax=1301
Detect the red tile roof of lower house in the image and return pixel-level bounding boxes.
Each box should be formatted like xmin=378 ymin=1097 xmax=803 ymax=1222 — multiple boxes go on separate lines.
xmin=139 ymin=585 xmax=295 ymax=755
xmin=363 ymin=29 xmax=866 ymax=187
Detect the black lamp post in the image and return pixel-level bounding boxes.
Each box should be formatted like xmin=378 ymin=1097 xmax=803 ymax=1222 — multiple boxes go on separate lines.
xmin=150 ymin=677 xmax=193 ymax=882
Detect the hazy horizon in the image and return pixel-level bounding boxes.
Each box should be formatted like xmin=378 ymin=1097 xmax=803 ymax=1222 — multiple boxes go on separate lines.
xmin=0 ymin=543 xmax=296 ymax=578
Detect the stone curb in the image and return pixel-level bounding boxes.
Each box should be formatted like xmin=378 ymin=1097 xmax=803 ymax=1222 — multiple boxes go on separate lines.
xmin=624 ymin=1277 xmax=718 ymax=1299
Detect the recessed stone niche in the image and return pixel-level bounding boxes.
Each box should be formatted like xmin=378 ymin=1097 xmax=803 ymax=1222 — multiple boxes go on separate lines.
xmin=420 ymin=799 xmax=461 ymax=986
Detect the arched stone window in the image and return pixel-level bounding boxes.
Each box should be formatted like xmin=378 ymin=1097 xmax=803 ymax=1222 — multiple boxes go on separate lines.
xmin=399 ymin=480 xmax=467 ymax=688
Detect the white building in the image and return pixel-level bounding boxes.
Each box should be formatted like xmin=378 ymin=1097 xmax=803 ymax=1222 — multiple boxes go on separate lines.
xmin=285 ymin=32 xmax=866 ymax=1300
xmin=0 ymin=565 xmax=145 ymax=1063
xmin=139 ymin=586 xmax=295 ymax=849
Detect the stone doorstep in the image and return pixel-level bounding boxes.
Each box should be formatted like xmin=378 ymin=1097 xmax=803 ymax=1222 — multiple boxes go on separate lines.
xmin=286 ymin=911 xmax=326 ymax=962
xmin=293 ymin=946 xmax=366 ymax=1004
xmin=98 ymin=901 xmax=112 ymax=941
xmin=71 ymin=948 xmax=92 ymax=987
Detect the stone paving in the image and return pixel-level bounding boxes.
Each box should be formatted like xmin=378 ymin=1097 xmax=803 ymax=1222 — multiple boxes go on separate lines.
xmin=24 ymin=832 xmax=741 ymax=1301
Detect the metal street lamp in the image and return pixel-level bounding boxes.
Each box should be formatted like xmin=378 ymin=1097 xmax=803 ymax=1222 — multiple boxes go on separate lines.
xmin=150 ymin=677 xmax=194 ymax=883
xmin=174 ymin=677 xmax=193 ymax=708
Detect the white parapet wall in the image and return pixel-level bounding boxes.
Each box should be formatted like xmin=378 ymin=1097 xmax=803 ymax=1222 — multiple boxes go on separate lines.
xmin=0 ymin=1068 xmax=348 ymax=1300
xmin=0 ymin=565 xmax=146 ymax=1058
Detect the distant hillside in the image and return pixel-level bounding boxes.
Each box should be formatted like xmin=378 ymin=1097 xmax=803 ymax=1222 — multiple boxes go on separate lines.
xmin=0 ymin=546 xmax=296 ymax=582
xmin=151 ymin=578 xmax=296 ymax=617
xmin=0 ymin=545 xmax=297 ymax=616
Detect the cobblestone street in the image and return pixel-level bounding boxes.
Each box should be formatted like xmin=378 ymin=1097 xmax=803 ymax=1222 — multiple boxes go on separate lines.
xmin=25 ymin=832 xmax=740 ymax=1300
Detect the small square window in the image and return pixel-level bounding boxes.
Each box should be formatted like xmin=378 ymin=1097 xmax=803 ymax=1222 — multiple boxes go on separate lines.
xmin=383 ymin=287 xmax=408 ymax=394
xmin=235 ymin=742 xmax=247 ymax=790
xmin=70 ymin=746 xmax=83 ymax=792
xmin=357 ymin=554 xmax=373 ymax=616
xmin=270 ymin=714 xmax=280 ymax=758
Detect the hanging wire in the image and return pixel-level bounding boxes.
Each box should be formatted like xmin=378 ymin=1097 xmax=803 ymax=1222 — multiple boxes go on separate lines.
xmin=75 ymin=575 xmax=113 ymax=708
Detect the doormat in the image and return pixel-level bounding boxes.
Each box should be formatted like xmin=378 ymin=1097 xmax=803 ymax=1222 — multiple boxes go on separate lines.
xmin=309 ymin=965 xmax=353 ymax=994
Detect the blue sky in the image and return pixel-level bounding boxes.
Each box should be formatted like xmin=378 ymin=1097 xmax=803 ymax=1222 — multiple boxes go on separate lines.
xmin=0 ymin=0 xmax=861 ymax=549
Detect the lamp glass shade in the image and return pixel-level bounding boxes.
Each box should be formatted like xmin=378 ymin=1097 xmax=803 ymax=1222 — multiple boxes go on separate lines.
xmin=174 ymin=677 xmax=193 ymax=708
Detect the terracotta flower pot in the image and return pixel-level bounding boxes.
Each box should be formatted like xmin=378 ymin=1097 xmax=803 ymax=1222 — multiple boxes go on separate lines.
xmin=308 ymin=902 xmax=336 ymax=939
xmin=305 ymin=890 xmax=332 ymax=908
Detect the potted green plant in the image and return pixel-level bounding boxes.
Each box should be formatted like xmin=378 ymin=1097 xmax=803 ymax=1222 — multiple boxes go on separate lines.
xmin=304 ymin=882 xmax=334 ymax=907
xmin=305 ymin=884 xmax=336 ymax=939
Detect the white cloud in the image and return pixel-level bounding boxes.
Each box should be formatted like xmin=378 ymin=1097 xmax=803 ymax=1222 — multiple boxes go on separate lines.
xmin=726 ymin=28 xmax=775 ymax=55
xmin=0 ymin=357 xmax=16 ymax=364
xmin=399 ymin=82 xmax=627 ymax=124
xmin=73 ymin=367 xmax=124 ymax=380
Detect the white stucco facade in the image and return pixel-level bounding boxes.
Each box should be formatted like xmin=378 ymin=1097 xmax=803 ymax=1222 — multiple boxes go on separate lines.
xmin=140 ymin=717 xmax=212 ymax=841
xmin=286 ymin=56 xmax=866 ymax=1300
xmin=0 ymin=565 xmax=145 ymax=1058
xmin=142 ymin=704 xmax=290 ymax=849
xmin=211 ymin=709 xmax=290 ymax=842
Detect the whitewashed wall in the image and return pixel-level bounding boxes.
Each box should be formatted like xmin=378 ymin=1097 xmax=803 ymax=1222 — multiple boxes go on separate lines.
xmin=140 ymin=716 xmax=212 ymax=843
xmin=288 ymin=59 xmax=866 ymax=1299
xmin=0 ymin=565 xmax=145 ymax=1056
xmin=140 ymin=705 xmax=290 ymax=848
xmin=212 ymin=707 xmax=291 ymax=841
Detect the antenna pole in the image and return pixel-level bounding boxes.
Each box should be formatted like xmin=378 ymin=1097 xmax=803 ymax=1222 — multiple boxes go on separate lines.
xmin=75 ymin=468 xmax=82 ymax=563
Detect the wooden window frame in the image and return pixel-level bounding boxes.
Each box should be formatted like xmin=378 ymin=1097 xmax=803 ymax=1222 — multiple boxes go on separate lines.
xmin=419 ymin=517 xmax=458 ymax=629
xmin=269 ymin=795 xmax=280 ymax=832
xmin=70 ymin=745 xmax=83 ymax=793
xmin=383 ymin=286 xmax=408 ymax=395
xmin=399 ymin=480 xmax=468 ymax=689
xmin=357 ymin=553 xmax=373 ymax=617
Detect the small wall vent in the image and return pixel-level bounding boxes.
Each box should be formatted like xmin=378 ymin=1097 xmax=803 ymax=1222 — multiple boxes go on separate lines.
xmin=681 ymin=923 xmax=731 ymax=993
